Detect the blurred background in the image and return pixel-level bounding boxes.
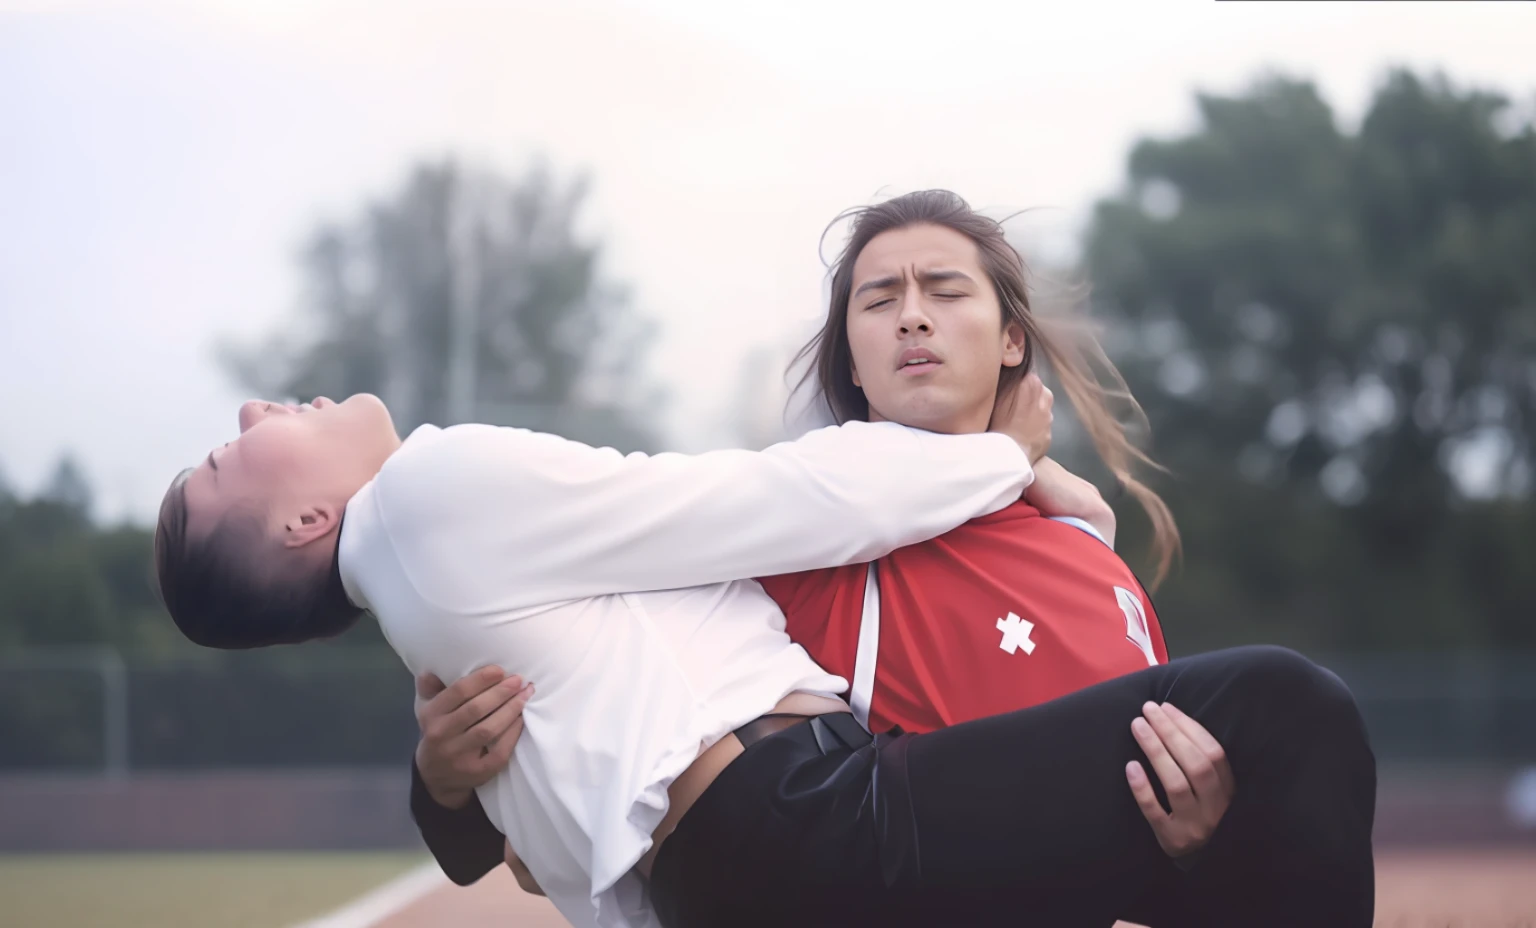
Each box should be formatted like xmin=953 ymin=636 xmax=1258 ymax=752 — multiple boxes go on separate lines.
xmin=2 ymin=1 xmax=1535 ymax=925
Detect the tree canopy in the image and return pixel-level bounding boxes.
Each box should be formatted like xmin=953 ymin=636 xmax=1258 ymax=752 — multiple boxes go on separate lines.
xmin=1086 ymin=69 xmax=1536 ymax=653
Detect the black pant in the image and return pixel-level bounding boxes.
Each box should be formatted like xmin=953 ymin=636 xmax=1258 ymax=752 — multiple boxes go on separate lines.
xmin=648 ymin=646 xmax=1377 ymax=928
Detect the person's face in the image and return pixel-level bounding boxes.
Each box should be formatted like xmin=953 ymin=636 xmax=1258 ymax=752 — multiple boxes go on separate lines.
xmin=180 ymin=393 xmax=400 ymax=549
xmin=845 ymin=223 xmax=1026 ymax=434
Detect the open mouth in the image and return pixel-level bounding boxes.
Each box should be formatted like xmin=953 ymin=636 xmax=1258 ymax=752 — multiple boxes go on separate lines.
xmin=897 ymin=349 xmax=942 ymax=375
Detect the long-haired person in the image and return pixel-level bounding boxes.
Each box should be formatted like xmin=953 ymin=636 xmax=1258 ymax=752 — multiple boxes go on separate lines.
xmin=404 ymin=191 xmax=1376 ymax=927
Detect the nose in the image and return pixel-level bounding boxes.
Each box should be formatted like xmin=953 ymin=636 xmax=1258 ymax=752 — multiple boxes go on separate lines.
xmin=237 ymin=400 xmax=294 ymax=433
xmin=895 ymin=285 xmax=934 ymax=336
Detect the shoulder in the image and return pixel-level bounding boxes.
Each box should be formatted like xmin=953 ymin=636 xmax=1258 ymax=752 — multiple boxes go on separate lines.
xmin=379 ymin=423 xmax=608 ymax=500
xmin=380 ymin=424 xmax=487 ymax=484
xmin=383 ymin=423 xmax=535 ymax=474
xmin=370 ymin=424 xmax=544 ymax=565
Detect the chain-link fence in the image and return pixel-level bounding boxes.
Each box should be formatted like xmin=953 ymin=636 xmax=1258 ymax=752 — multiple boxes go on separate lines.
xmin=2 ymin=648 xmax=1535 ymax=773
xmin=0 ymin=650 xmax=418 ymax=772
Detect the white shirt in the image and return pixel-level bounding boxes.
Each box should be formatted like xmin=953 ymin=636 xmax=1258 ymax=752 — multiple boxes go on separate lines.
xmin=338 ymin=420 xmax=1034 ymax=928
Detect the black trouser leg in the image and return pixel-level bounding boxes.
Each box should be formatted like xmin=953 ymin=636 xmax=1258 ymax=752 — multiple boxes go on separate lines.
xmin=902 ymin=645 xmax=1377 ymax=928
xmin=649 ymin=646 xmax=1377 ymax=928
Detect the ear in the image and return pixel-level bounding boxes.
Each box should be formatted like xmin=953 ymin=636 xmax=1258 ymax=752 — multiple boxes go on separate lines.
xmin=1000 ymin=321 xmax=1027 ymax=368
xmin=282 ymin=502 xmax=341 ymax=549
xmin=851 ymin=360 xmax=862 ymax=389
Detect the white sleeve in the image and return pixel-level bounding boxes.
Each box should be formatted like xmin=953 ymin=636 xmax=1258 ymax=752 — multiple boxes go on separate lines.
xmin=380 ymin=420 xmax=1033 ymax=609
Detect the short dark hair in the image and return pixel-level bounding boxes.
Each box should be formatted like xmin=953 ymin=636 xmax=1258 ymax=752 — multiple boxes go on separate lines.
xmin=153 ymin=470 xmax=363 ymax=649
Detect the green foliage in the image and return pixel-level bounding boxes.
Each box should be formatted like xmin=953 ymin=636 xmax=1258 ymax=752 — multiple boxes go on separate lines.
xmin=0 ymin=455 xmax=124 ymax=652
xmin=1086 ymin=68 xmax=1536 ymax=653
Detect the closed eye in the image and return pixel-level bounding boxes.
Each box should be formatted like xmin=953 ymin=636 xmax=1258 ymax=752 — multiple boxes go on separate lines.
xmin=865 ymin=298 xmax=895 ymax=310
xmin=932 ymin=291 xmax=965 ymax=299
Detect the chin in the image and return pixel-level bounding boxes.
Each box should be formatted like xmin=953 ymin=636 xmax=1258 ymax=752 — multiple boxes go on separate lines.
xmin=874 ymin=394 xmax=972 ymax=434
xmin=346 ymin=393 xmax=396 ymax=429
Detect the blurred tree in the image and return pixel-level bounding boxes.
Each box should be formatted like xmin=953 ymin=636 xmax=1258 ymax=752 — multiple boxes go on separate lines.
xmin=0 ymin=544 xmax=113 ymax=647
xmin=39 ymin=454 xmax=94 ymax=523
xmin=0 ymin=461 xmax=15 ymax=570
xmin=221 ymin=159 xmax=662 ymax=453
xmin=1086 ymin=69 xmax=1536 ymax=653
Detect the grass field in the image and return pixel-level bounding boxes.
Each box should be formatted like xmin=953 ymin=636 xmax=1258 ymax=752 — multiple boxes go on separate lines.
xmin=0 ymin=852 xmax=427 ymax=928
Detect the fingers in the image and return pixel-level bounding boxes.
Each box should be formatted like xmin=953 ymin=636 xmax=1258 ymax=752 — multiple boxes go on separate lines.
xmin=1026 ymin=373 xmax=1054 ymax=413
xmin=422 ymin=665 xmax=507 ymax=723
xmin=1018 ymin=371 xmax=1044 ymax=400
xmin=478 ymin=683 xmax=533 ymax=736
xmin=1014 ymin=374 xmax=1053 ymax=461
xmin=445 ymin=674 xmax=525 ymax=737
xmin=1125 ymin=760 xmax=1170 ymax=831
xmin=989 ymin=372 xmax=1054 ymax=462
xmin=1163 ymin=703 xmax=1234 ymax=795
xmin=1031 ymin=377 xmax=1054 ymax=458
xmin=1140 ymin=702 xmax=1220 ymax=802
xmin=1131 ymin=709 xmax=1194 ymax=816
xmin=993 ymin=372 xmax=1046 ymax=416
xmin=1160 ymin=703 xmax=1221 ymax=756
xmin=1131 ymin=702 xmax=1234 ymax=860
xmin=468 ymin=683 xmax=534 ymax=764
xmin=420 ymin=667 xmax=512 ymax=743
xmin=1016 ymin=373 xmax=1053 ymax=418
xmin=484 ymin=715 xmax=525 ymax=768
xmin=989 ymin=379 xmax=1020 ymax=427
xmin=441 ymin=665 xmax=510 ymax=713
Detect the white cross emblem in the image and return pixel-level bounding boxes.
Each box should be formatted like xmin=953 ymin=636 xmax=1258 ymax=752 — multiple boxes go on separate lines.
xmin=996 ymin=612 xmax=1036 ymax=656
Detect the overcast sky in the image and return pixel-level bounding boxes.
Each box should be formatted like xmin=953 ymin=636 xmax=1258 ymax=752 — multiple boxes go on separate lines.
xmin=2 ymin=0 xmax=1534 ymax=524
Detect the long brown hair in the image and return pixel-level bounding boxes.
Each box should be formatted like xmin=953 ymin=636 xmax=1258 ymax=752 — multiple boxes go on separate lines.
xmin=792 ymin=189 xmax=1181 ymax=587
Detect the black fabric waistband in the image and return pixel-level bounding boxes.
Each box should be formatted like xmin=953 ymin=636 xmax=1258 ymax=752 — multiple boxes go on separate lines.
xmin=732 ymin=710 xmax=872 ymax=752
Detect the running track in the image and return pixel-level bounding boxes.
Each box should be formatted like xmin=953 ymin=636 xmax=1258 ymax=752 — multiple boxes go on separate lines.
xmin=364 ymin=850 xmax=1536 ymax=927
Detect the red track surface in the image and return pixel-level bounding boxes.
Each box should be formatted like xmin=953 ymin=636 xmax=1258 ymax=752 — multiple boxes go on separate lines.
xmin=377 ymin=849 xmax=1536 ymax=927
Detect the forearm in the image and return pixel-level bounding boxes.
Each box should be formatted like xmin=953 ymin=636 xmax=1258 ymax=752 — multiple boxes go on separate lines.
xmin=1027 ymin=458 xmax=1118 ymax=549
xmin=394 ymin=421 xmax=1034 ymax=605
xmin=409 ymin=760 xmax=505 ymax=886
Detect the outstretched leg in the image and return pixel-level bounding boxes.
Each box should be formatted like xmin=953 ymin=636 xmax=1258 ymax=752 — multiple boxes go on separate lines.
xmin=898 ymin=645 xmax=1376 ymax=927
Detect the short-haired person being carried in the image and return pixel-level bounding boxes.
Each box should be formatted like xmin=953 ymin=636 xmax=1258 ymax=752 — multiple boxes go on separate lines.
xmin=157 ymin=194 xmax=1375 ymax=928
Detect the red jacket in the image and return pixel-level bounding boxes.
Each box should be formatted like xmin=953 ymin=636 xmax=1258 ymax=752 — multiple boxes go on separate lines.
xmin=759 ymin=500 xmax=1167 ymax=734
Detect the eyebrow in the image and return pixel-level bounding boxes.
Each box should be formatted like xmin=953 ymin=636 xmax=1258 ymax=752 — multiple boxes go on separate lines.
xmin=852 ymin=269 xmax=977 ymax=299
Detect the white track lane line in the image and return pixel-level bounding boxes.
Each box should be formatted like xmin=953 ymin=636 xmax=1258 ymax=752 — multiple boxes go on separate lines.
xmin=289 ymin=861 xmax=449 ymax=928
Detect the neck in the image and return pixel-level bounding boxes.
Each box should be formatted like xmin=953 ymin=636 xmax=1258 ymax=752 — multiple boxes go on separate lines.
xmin=326 ymin=512 xmax=364 ymax=615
